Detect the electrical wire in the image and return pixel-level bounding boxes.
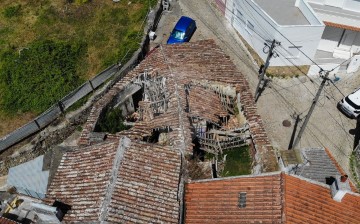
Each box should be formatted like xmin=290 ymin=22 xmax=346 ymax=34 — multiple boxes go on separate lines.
xmin=242 ymin=0 xmax=325 ymax=71
xmin=217 ymin=0 xmax=355 ymax=77
xmin=329 ymin=54 xmax=357 ymax=72
xmin=329 ymin=80 xmax=346 ymax=98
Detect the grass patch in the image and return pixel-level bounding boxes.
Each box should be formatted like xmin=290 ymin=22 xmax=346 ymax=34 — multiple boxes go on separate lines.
xmin=3 ymin=4 xmax=21 ymax=18
xmin=0 ymin=0 xmax=157 ymax=135
xmin=65 ymin=93 xmax=92 ymax=113
xmin=0 ymin=39 xmax=86 ymax=114
xmin=350 ymin=153 xmax=360 ymax=190
xmin=221 ymin=146 xmax=252 ymax=177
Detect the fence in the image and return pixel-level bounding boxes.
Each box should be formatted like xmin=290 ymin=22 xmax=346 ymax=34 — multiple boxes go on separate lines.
xmin=0 ymin=64 xmax=118 ymax=152
xmin=0 ymin=1 xmax=164 ymax=153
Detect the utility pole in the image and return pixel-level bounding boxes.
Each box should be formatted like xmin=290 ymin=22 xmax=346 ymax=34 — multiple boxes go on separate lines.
xmin=291 ymin=70 xmax=330 ymax=149
xmin=255 ymin=39 xmax=279 ymax=102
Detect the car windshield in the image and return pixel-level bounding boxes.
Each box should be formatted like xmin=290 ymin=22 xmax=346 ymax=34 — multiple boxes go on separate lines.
xmin=171 ymin=29 xmax=185 ymax=40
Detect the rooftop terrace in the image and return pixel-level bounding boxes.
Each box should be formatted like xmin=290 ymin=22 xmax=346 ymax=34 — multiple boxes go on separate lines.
xmin=254 ymin=0 xmax=310 ymax=25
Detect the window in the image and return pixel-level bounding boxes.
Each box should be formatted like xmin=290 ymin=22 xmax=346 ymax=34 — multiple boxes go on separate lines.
xmin=246 ymin=20 xmax=255 ymax=35
xmin=238 ymin=192 xmax=246 ymax=208
xmin=236 ymin=9 xmax=245 ymax=24
xmin=286 ymin=46 xmax=302 ymax=58
xmin=171 ymin=29 xmax=185 ymax=40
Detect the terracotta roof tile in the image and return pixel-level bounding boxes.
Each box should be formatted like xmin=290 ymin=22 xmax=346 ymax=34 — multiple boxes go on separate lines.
xmin=285 ymin=174 xmax=360 ymax=224
xmin=0 ymin=217 xmax=19 ymax=224
xmin=324 ymin=21 xmax=360 ymax=32
xmin=46 ymin=138 xmax=181 ymax=223
xmin=185 ymin=173 xmax=360 ymax=223
xmin=185 ymin=173 xmax=283 ymax=223
xmin=79 ymin=40 xmax=278 ymax=172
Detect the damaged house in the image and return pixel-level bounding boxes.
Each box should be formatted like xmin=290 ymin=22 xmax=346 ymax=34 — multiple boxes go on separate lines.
xmin=42 ymin=40 xmax=278 ymax=222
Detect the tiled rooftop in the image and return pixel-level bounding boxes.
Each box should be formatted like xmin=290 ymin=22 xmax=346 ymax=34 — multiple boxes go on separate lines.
xmin=296 ymin=147 xmax=341 ymax=183
xmin=79 ymin=40 xmax=278 ymax=173
xmin=46 ymin=137 xmax=181 ymax=223
xmin=185 ymin=173 xmax=283 ymax=223
xmin=285 ymin=174 xmax=360 ymax=223
xmin=0 ymin=217 xmax=19 ymax=224
xmin=185 ymin=172 xmax=360 ymax=223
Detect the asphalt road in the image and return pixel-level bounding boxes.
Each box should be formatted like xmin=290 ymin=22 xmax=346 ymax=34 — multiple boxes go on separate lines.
xmin=152 ymin=0 xmax=360 ymax=174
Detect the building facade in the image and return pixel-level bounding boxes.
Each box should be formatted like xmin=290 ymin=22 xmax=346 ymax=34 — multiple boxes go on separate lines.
xmin=220 ymin=0 xmax=360 ymax=74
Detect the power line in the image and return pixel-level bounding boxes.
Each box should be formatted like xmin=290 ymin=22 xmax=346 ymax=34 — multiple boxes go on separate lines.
xmin=242 ymin=0 xmax=325 ymax=71
xmin=220 ymin=0 xmax=355 ymax=76
xmin=329 ymin=80 xmax=346 ymax=98
xmin=329 ymin=54 xmax=357 ymax=72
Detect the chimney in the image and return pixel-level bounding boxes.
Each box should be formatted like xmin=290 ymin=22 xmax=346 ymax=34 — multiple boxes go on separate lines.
xmin=330 ymin=175 xmax=351 ymax=202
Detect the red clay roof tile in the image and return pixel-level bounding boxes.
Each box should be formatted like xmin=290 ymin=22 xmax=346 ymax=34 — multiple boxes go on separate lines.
xmin=46 ymin=138 xmax=181 ymax=223
xmin=185 ymin=173 xmax=360 ymax=223
xmin=324 ymin=21 xmax=360 ymax=32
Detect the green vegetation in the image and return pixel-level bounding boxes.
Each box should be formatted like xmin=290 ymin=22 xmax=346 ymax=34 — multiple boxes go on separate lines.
xmin=350 ymin=153 xmax=360 ymax=190
xmin=0 ymin=39 xmax=85 ymax=113
xmin=221 ymin=146 xmax=252 ymax=177
xmin=0 ymin=0 xmax=157 ymax=135
xmin=95 ymin=107 xmax=130 ymax=133
xmin=3 ymin=4 xmax=21 ymax=18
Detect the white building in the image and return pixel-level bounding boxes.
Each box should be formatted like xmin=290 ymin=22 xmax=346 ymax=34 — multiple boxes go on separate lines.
xmin=306 ymin=0 xmax=360 ymax=73
xmin=220 ymin=0 xmax=360 ymax=74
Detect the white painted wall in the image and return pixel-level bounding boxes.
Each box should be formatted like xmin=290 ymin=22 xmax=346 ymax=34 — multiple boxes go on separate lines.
xmin=317 ymin=26 xmax=360 ymax=55
xmin=317 ymin=26 xmax=343 ymax=52
xmin=351 ymin=33 xmax=360 ymax=54
xmin=306 ymin=0 xmax=360 ymax=12
xmin=225 ymin=0 xmax=324 ymax=66
xmin=296 ymin=0 xmax=323 ymax=24
xmin=343 ymin=0 xmax=360 ymax=12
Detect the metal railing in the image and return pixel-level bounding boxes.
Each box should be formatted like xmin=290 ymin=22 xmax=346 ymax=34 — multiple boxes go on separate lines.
xmin=0 ymin=1 xmax=164 ymax=153
xmin=0 ymin=65 xmax=118 ymax=152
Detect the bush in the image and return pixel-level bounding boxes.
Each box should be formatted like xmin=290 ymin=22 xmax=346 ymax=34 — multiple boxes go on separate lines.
xmin=4 ymin=5 xmax=21 ymax=18
xmin=0 ymin=39 xmax=86 ymax=114
xmin=75 ymin=0 xmax=91 ymax=5
xmin=95 ymin=107 xmax=130 ymax=133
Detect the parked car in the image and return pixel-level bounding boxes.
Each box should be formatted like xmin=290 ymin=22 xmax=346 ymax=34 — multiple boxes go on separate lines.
xmin=167 ymin=16 xmax=196 ymax=44
xmin=337 ymin=88 xmax=360 ymax=119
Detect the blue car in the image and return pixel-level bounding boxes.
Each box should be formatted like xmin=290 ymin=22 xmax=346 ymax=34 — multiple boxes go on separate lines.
xmin=167 ymin=16 xmax=196 ymax=44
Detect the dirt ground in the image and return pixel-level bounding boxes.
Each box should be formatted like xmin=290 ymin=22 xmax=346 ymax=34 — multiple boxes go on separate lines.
xmin=153 ymin=0 xmax=360 ymax=175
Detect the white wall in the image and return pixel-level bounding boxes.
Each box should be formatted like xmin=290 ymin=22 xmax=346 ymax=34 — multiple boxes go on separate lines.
xmin=343 ymin=0 xmax=360 ymax=12
xmin=225 ymin=0 xmax=324 ymax=66
xmin=306 ymin=0 xmax=360 ymax=12
xmin=296 ymin=0 xmax=322 ymax=25
xmin=352 ymin=33 xmax=360 ymax=53
xmin=276 ymin=25 xmax=324 ymax=65
xmin=317 ymin=26 xmax=343 ymax=52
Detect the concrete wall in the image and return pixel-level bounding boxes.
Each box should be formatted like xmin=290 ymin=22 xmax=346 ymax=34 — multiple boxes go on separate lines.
xmin=318 ymin=26 xmax=360 ymax=55
xmin=317 ymin=26 xmax=343 ymax=52
xmin=225 ymin=0 xmax=324 ymax=66
xmin=306 ymin=0 xmax=360 ymax=12
xmin=296 ymin=0 xmax=322 ymax=25
xmin=343 ymin=0 xmax=360 ymax=12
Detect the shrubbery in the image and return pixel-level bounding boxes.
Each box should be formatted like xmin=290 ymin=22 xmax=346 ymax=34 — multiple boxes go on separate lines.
xmin=3 ymin=5 xmax=21 ymax=18
xmin=95 ymin=107 xmax=130 ymax=133
xmin=0 ymin=39 xmax=86 ymax=114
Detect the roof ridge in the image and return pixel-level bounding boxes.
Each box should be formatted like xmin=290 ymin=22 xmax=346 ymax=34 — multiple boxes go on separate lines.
xmin=280 ymin=172 xmax=286 ymax=224
xmin=287 ymin=173 xmax=330 ymax=189
xmin=99 ymin=136 xmax=131 ymax=222
xmin=187 ymin=171 xmax=282 ymax=183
